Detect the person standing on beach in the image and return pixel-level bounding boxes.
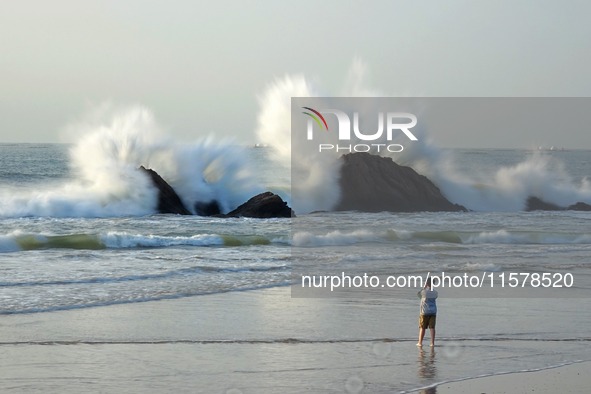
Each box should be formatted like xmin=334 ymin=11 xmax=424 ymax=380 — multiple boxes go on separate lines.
xmin=417 ymin=277 xmax=438 ymax=347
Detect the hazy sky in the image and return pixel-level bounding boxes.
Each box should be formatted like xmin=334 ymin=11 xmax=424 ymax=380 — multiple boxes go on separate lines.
xmin=2 ymin=0 xmax=591 ymax=148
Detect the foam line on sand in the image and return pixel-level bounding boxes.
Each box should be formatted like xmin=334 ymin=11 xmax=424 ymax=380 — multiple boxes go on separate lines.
xmin=432 ymin=360 xmax=591 ymax=394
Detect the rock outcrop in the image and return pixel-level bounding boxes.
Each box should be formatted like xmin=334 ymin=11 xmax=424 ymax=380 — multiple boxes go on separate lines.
xmin=225 ymin=192 xmax=294 ymax=218
xmin=139 ymin=166 xmax=293 ymax=218
xmin=140 ymin=157 xmax=591 ymax=216
xmin=567 ymin=202 xmax=591 ymax=211
xmin=335 ymin=152 xmax=466 ymax=213
xmin=139 ymin=166 xmax=191 ymax=215
xmin=526 ymin=196 xmax=591 ymax=211
xmin=194 ymin=200 xmax=221 ymax=216
xmin=525 ymin=197 xmax=562 ymax=211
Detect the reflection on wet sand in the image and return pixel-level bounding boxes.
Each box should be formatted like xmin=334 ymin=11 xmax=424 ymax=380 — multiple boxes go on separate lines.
xmin=418 ymin=347 xmax=437 ymax=394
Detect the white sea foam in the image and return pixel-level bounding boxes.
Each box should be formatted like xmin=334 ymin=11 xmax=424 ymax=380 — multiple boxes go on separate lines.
xmin=291 ymin=229 xmax=382 ymax=247
xmin=101 ymin=232 xmax=224 ymax=248
xmin=3 ymin=227 xmax=589 ymax=253
xmin=2 ymin=62 xmax=590 ymax=218
xmin=291 ymin=228 xmax=591 ymax=247
xmin=255 ymin=61 xmax=591 ymax=212
xmin=0 ymin=106 xmax=261 ymax=218
xmin=466 ymin=230 xmax=591 ymax=244
xmin=425 ymin=153 xmax=591 ymax=211
xmin=255 ymin=75 xmax=342 ymax=214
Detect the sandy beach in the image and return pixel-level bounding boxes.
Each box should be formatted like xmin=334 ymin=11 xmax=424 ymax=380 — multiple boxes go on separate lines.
xmin=1 ymin=286 xmax=589 ymax=393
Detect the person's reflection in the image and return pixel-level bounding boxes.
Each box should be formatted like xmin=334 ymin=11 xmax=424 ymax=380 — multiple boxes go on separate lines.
xmin=417 ymin=347 xmax=437 ymax=394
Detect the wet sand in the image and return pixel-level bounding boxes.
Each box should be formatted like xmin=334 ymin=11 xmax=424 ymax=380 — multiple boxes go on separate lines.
xmin=436 ymin=361 xmax=590 ymax=394
xmin=1 ymin=287 xmax=589 ymax=393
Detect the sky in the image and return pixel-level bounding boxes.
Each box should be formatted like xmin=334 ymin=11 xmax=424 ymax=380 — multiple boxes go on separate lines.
xmin=1 ymin=0 xmax=591 ymax=148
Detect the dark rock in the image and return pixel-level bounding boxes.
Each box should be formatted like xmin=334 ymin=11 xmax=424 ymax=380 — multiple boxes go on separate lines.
xmin=226 ymin=192 xmax=294 ymax=218
xmin=195 ymin=200 xmax=221 ymax=216
xmin=525 ymin=196 xmax=563 ymax=211
xmin=567 ymin=202 xmax=591 ymax=211
xmin=139 ymin=166 xmax=191 ymax=215
xmin=138 ymin=166 xmax=292 ymax=218
xmin=525 ymin=197 xmax=591 ymax=212
xmin=335 ymin=152 xmax=466 ymax=212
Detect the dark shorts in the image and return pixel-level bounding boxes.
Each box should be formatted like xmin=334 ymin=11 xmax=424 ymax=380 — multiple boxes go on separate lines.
xmin=419 ymin=314 xmax=436 ymax=329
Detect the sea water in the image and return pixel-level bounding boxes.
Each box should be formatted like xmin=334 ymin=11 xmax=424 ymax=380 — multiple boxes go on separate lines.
xmin=0 ymin=143 xmax=292 ymax=314
xmin=1 ymin=142 xmax=590 ymax=392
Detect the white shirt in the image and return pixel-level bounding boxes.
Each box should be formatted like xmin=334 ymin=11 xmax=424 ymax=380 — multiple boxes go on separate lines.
xmin=418 ymin=288 xmax=438 ymax=315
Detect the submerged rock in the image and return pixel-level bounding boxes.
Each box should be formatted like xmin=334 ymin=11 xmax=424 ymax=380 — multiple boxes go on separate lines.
xmin=525 ymin=196 xmax=562 ymax=211
xmin=139 ymin=166 xmax=191 ymax=215
xmin=226 ymin=192 xmax=294 ymax=218
xmin=194 ymin=200 xmax=221 ymax=216
xmin=526 ymin=196 xmax=591 ymax=211
xmin=567 ymin=202 xmax=591 ymax=211
xmin=335 ymin=152 xmax=466 ymax=213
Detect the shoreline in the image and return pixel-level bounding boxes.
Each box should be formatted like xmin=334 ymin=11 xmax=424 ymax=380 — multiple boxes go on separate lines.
xmin=1 ymin=287 xmax=590 ymax=393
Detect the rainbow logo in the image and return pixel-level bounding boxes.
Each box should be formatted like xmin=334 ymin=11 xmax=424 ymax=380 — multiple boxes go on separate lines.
xmin=302 ymin=107 xmax=329 ymax=131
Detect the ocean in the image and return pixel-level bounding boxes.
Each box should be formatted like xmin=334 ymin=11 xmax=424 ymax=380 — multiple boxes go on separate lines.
xmin=0 ymin=143 xmax=292 ymax=314
xmin=1 ymin=141 xmax=590 ymax=392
